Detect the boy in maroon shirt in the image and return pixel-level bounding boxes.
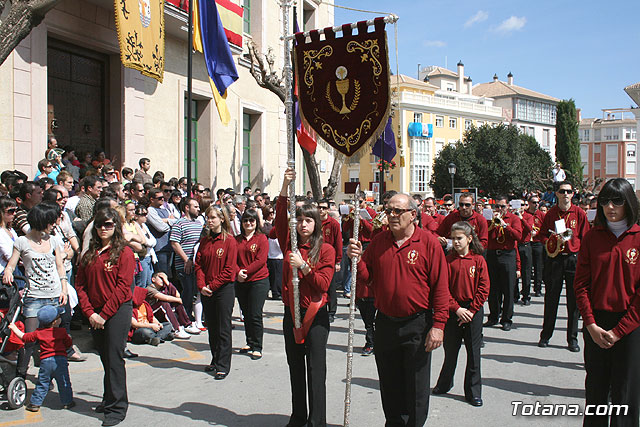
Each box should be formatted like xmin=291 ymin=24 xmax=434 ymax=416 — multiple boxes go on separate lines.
xmin=10 ymin=305 xmax=74 ymax=412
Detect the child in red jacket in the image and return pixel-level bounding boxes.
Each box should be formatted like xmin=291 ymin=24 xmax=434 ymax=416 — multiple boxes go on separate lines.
xmin=9 ymin=305 xmax=74 ymax=412
xmin=433 ymin=221 xmax=490 ymax=407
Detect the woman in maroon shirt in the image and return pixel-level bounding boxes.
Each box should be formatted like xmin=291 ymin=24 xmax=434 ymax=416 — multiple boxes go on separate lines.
xmin=574 ymin=178 xmax=640 ymax=427
xmin=75 ymin=208 xmax=135 ymax=427
xmin=235 ymin=208 xmax=269 ymax=360
xmin=277 ymin=168 xmax=335 ymax=427
xmin=195 ymin=205 xmax=237 ymax=380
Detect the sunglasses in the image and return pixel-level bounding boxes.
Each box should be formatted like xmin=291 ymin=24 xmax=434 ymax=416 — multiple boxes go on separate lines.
xmin=162 ymin=189 xmax=173 ymax=193
xmin=385 ymin=207 xmax=413 ymax=216
xmin=242 ymin=218 xmax=256 ymax=223
xmin=459 ymin=203 xmax=472 ymax=208
xmin=318 ymin=206 xmax=329 ymax=210
xmin=444 ymin=204 xmax=453 ymax=207
xmin=154 ymin=196 xmax=165 ymax=200
xmin=136 ymin=211 xmax=148 ymax=216
xmin=5 ymin=208 xmax=17 ymax=214
xmin=194 ymin=189 xmax=204 ymax=193
xmin=530 ymin=201 xmax=539 ymax=204
xmin=598 ymin=197 xmax=625 ymax=207
xmin=97 ymin=222 xmax=115 ymax=230
xmin=497 ymin=204 xmax=508 ymax=209
xmin=558 ymin=189 xmax=574 ymax=194
xmin=45 ymin=164 xmax=53 ymax=168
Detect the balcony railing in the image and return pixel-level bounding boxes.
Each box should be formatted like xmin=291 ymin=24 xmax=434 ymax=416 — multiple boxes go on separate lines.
xmin=399 ymin=92 xmax=503 ymax=117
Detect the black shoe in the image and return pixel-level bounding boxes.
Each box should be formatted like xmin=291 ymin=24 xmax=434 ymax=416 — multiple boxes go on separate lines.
xmin=483 ymin=320 xmax=498 ymax=327
xmin=238 ymin=346 xmax=251 ymax=354
xmin=62 ymin=401 xmax=76 ymax=410
xmin=328 ymin=314 xmax=335 ymax=323
xmin=568 ymin=343 xmax=580 ymax=352
xmin=250 ymin=351 xmax=262 ymax=360
xmin=432 ymin=386 xmax=448 ymax=395
xmin=502 ymin=323 xmax=512 ymax=331
xmin=538 ymin=339 xmax=549 ymax=348
xmin=204 ymin=364 xmax=216 ymax=372
xmin=94 ymin=403 xmax=105 ymax=413
xmin=534 ymin=291 xmax=542 ymax=297
xmin=123 ymin=349 xmax=138 ymax=359
xmin=214 ymin=372 xmax=228 ymax=380
xmin=164 ymin=333 xmax=175 ymax=342
xmin=523 ymin=299 xmax=531 ymax=306
xmin=467 ymin=397 xmax=483 ymax=407
xmin=25 ymin=403 xmax=40 ymax=412
xmin=102 ymin=418 xmax=123 ymax=427
xmin=362 ymin=346 xmax=374 ymax=356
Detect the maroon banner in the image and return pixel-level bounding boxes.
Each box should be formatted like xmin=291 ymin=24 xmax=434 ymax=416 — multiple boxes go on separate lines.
xmin=294 ymin=18 xmax=391 ymax=156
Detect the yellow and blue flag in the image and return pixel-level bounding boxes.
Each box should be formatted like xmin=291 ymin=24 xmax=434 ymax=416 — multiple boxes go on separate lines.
xmin=194 ymin=0 xmax=239 ymax=125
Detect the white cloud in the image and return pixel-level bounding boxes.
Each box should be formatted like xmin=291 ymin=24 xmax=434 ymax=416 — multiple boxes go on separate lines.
xmin=464 ymin=10 xmax=488 ymax=28
xmin=494 ymin=16 xmax=527 ymax=33
xmin=423 ymin=40 xmax=446 ymax=48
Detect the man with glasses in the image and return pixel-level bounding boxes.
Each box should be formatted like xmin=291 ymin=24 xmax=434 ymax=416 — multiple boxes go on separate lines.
xmin=178 ymin=177 xmax=188 ymax=197
xmin=147 ymin=188 xmax=177 ymax=275
xmin=515 ymin=199 xmax=534 ymax=306
xmin=347 ymin=193 xmax=449 ymax=426
xmin=437 ymin=192 xmax=488 ymax=250
xmin=423 ymin=197 xmax=444 ymax=227
xmin=170 ymin=198 xmax=203 ymax=329
xmin=318 ymin=199 xmax=342 ymax=323
xmin=160 ymin=182 xmax=175 ymax=210
xmin=442 ymin=195 xmax=454 ymax=213
xmin=130 ymin=180 xmax=145 ymax=205
xmin=192 ymin=183 xmax=205 ymax=203
xmin=537 ymin=181 xmax=590 ymax=352
xmin=528 ymin=196 xmax=546 ymax=297
xmin=484 ymin=196 xmax=523 ymax=331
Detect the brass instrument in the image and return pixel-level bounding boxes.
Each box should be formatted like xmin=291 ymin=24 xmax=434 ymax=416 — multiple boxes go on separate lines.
xmin=489 ymin=212 xmax=506 ymax=243
xmin=545 ymin=229 xmax=573 ymax=257
xmin=372 ymin=210 xmax=387 ymax=229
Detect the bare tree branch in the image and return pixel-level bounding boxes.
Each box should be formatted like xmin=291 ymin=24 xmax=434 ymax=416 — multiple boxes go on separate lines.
xmin=0 ymin=0 xmax=61 ymax=66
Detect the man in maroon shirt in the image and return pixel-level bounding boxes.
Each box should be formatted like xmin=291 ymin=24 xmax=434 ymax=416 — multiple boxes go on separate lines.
xmin=437 ymin=193 xmax=489 ymax=250
xmin=537 ymin=181 xmax=590 ymax=352
xmin=516 ymin=200 xmax=533 ymax=305
xmin=527 ymin=195 xmax=546 ymax=297
xmin=423 ymin=197 xmax=444 ymax=226
xmin=319 ymin=199 xmax=343 ymax=322
xmin=484 ymin=196 xmax=522 ymax=330
xmin=347 ymin=193 xmax=450 ymax=426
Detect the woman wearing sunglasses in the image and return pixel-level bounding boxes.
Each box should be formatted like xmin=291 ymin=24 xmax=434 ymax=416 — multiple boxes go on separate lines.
xmin=574 ymin=178 xmax=640 ymax=426
xmin=2 ymin=202 xmax=68 ymax=378
xmin=75 ymin=208 xmax=136 ymax=426
xmin=0 ymin=197 xmax=18 ymax=276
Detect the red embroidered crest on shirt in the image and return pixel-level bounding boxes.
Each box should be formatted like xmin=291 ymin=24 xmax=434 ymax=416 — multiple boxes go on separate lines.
xmin=570 ymin=219 xmax=577 ymax=229
xmin=104 ymin=262 xmax=114 ymax=272
xmin=469 ymin=265 xmax=476 ymax=278
xmin=324 ymin=228 xmax=331 ymax=236
xmin=407 ymin=250 xmax=418 ymax=265
xmin=250 ymin=244 xmax=257 ymax=253
xmin=626 ymin=248 xmax=638 ymax=265
xmin=216 ymin=248 xmax=225 ymax=258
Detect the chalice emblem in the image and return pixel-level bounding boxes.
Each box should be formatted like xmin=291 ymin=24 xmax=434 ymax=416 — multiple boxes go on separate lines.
xmin=335 ymin=66 xmax=351 ymax=114
xmin=327 ymin=66 xmax=360 ymax=115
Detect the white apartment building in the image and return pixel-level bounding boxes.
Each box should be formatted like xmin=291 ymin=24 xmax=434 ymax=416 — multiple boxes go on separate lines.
xmin=625 ymin=83 xmax=640 ymax=191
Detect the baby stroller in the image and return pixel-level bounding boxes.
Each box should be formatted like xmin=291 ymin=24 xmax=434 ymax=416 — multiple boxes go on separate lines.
xmin=0 ymin=275 xmax=29 ymax=409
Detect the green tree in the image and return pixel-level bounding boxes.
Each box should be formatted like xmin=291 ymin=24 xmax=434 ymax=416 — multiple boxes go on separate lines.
xmin=555 ymin=99 xmax=582 ymax=185
xmin=430 ymin=124 xmax=553 ymax=197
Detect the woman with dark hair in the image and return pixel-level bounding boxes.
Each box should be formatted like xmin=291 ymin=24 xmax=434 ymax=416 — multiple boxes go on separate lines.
xmin=134 ymin=204 xmax=156 ymax=288
xmin=2 ymin=202 xmax=67 ymax=377
xmin=0 ymin=197 xmax=18 ymax=277
xmin=276 ymin=168 xmax=335 ymax=427
xmin=195 ymin=205 xmax=237 ymax=379
xmin=235 ymin=208 xmax=269 ymax=359
xmin=168 ymin=189 xmax=182 ymax=219
xmin=574 ymin=178 xmax=640 ymax=427
xmin=74 ymin=208 xmax=135 ymax=426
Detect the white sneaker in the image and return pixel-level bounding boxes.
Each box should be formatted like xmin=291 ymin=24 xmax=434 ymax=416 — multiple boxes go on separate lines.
xmin=175 ymin=330 xmax=191 ymax=339
xmin=185 ymin=325 xmax=201 ymax=335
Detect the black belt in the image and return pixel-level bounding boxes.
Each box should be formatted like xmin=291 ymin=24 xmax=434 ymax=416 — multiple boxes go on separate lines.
xmin=518 ymin=242 xmax=530 ymax=246
xmin=490 ymin=249 xmax=515 ymax=256
xmin=378 ymin=310 xmax=428 ymax=322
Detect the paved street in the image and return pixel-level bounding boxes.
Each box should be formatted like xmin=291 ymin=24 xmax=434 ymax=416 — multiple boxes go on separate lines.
xmin=1 ymin=292 xmax=585 ymax=426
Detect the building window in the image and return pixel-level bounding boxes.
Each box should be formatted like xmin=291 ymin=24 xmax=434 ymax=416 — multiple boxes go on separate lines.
xmin=604 ymin=127 xmax=620 ymax=141
xmin=446 ymin=82 xmax=455 ymax=92
xmin=435 ymin=115 xmax=444 ymax=127
xmin=528 ymin=127 xmax=535 ymax=137
xmin=410 ymin=137 xmax=430 ymax=193
xmin=627 ymin=161 xmax=636 ymax=175
xmin=625 ymin=128 xmax=637 ymax=140
xmin=542 ymin=129 xmax=550 ymax=148
xmin=594 ymin=143 xmax=600 ymax=154
xmin=242 ymin=113 xmax=252 ymax=187
xmin=580 ymin=144 xmax=589 ymax=175
xmin=435 ymin=139 xmax=444 ymax=157
xmin=449 ymin=118 xmax=457 ymax=129
xmin=477 ymin=121 xmax=484 ymax=127
xmin=629 ymin=179 xmax=636 ymax=190
xmin=582 ymin=129 xmax=590 ymax=142
xmin=184 ymin=98 xmax=198 ymax=180
xmin=594 ymin=161 xmax=601 ymax=172
xmin=414 ymin=112 xmax=423 ymax=123
xmin=606 ymin=144 xmax=618 ymax=174
xmin=348 ymin=169 xmax=359 ymax=182
xmin=243 ymin=0 xmax=251 ymax=34
xmin=464 ymin=119 xmax=472 ymax=130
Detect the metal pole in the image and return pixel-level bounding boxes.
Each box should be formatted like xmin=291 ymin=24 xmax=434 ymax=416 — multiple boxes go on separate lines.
xmin=379 ymin=128 xmax=385 ymax=205
xmin=282 ymin=0 xmax=300 ymax=329
xmin=450 ymin=173 xmax=454 ymax=198
xmin=186 ymin=0 xmax=193 ymax=195
xmin=343 ymin=185 xmax=360 ymax=427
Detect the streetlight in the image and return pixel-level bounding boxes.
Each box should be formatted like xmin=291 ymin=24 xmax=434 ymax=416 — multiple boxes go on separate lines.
xmin=448 ymin=162 xmax=456 ymax=198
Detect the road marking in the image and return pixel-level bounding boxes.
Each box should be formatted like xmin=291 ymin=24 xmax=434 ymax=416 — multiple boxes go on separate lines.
xmin=0 ymin=409 xmax=43 ymax=426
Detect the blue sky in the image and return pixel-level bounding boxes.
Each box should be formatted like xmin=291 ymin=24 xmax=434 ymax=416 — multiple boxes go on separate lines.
xmin=333 ymin=0 xmax=640 ymax=119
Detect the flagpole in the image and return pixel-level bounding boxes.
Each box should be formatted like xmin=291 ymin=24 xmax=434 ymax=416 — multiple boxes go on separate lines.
xmin=186 ymin=0 xmax=194 ymax=195
xmin=283 ymin=0 xmax=301 ymax=329
xmin=379 ymin=127 xmax=385 ymax=205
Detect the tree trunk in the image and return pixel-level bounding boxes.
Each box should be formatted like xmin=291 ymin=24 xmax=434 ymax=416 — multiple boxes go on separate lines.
xmin=302 ymin=149 xmax=322 ymax=200
xmin=0 ymin=0 xmax=61 ymax=66
xmin=325 ymin=152 xmax=344 ymax=199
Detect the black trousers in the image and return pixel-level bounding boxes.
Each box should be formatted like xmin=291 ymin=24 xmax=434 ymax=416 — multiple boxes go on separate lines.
xmin=235 ymin=278 xmax=269 ymax=352
xmin=357 ymin=297 xmax=376 ymax=347
xmin=283 ymin=305 xmax=329 ymax=427
xmin=202 ymin=282 xmax=234 ymax=374
xmin=435 ymin=306 xmax=483 ymax=400
xmin=328 ymin=269 xmax=339 ymax=317
xmin=517 ymin=243 xmax=532 ymax=300
xmin=583 ymin=311 xmax=640 ymax=427
xmin=487 ymin=249 xmax=517 ymax=326
xmin=530 ymin=242 xmax=545 ymax=294
xmin=375 ymin=311 xmax=432 ymax=427
xmin=267 ymin=258 xmax=283 ymax=299
xmin=540 ymin=254 xmax=579 ymax=345
xmin=91 ymin=301 xmax=132 ymax=424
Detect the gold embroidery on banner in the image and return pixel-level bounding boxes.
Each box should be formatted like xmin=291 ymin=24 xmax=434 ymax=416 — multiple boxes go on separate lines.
xmin=346 ymin=40 xmax=382 ymax=93
xmin=302 ymin=46 xmax=333 ymax=101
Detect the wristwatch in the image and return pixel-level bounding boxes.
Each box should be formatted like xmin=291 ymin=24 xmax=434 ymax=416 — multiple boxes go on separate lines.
xmin=300 ymin=261 xmax=309 ymax=272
